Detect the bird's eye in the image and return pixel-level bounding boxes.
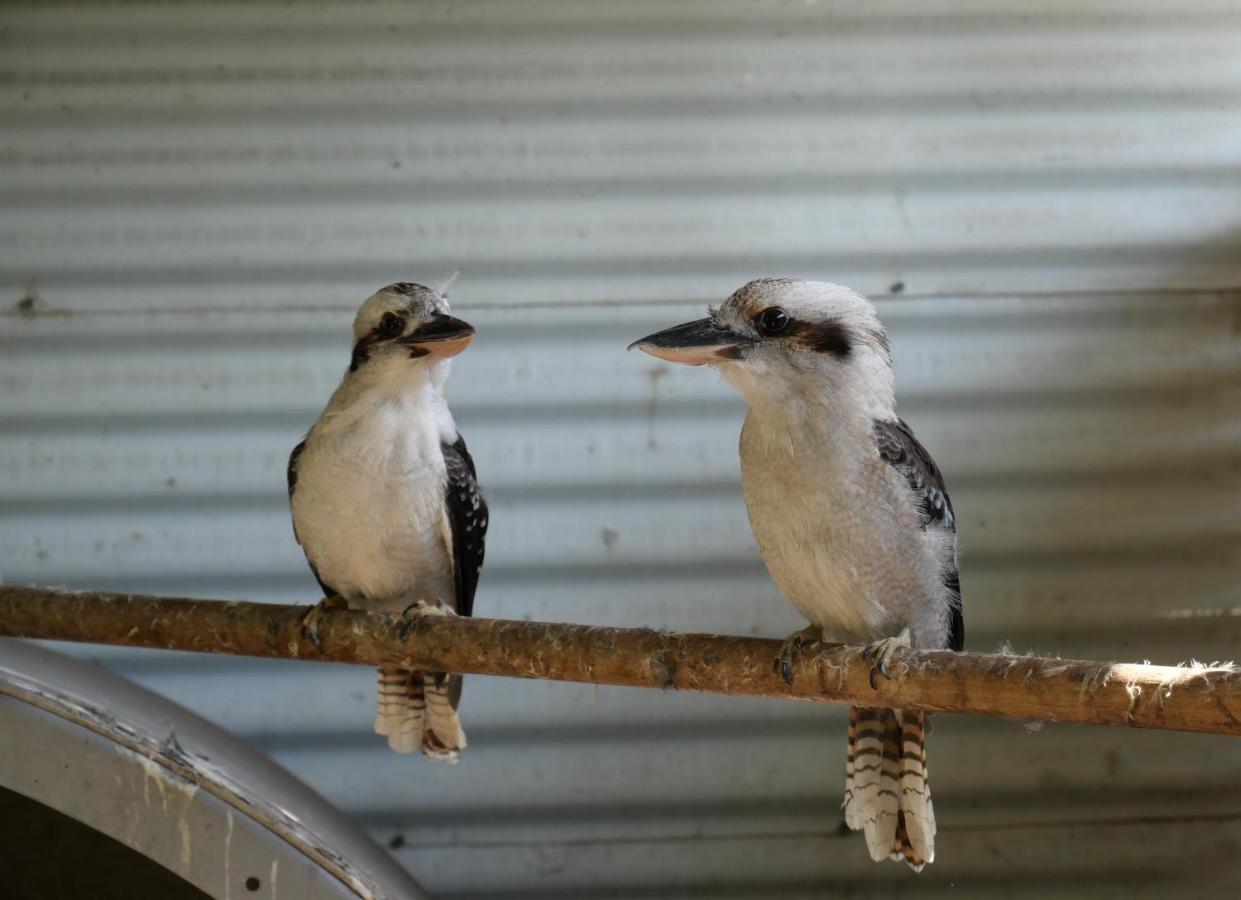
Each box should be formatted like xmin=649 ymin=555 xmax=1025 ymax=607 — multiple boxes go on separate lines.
xmin=757 ymin=307 xmax=791 ymax=335
xmin=379 ymin=312 xmax=404 ymax=336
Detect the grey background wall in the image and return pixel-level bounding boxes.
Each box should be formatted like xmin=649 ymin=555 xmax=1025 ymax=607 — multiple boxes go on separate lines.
xmin=2 ymin=2 xmax=1240 ymax=897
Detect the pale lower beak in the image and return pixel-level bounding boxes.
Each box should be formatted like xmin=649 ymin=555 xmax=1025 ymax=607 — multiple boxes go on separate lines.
xmin=402 ymin=315 xmax=475 ymax=358
xmin=627 ymin=317 xmax=752 ymax=366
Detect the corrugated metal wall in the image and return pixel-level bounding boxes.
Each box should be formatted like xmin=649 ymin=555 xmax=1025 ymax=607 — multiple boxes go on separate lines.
xmin=3 ymin=2 xmax=1240 ymax=897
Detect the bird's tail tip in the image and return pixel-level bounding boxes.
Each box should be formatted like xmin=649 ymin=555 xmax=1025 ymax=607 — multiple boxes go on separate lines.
xmin=843 ymin=705 xmax=936 ymax=871
xmin=375 ymin=666 xmax=467 ymax=761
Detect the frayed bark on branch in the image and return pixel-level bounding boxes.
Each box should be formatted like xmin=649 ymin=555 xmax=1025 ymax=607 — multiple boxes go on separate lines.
xmin=0 ymin=585 xmax=1238 ymax=736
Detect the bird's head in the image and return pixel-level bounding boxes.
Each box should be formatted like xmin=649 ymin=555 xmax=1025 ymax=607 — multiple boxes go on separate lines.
xmin=348 ymin=282 xmax=475 ymax=379
xmin=629 ymin=278 xmax=894 ymax=411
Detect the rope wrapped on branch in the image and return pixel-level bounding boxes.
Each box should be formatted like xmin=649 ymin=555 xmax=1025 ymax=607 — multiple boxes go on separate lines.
xmin=0 ymin=585 xmax=1237 ymax=736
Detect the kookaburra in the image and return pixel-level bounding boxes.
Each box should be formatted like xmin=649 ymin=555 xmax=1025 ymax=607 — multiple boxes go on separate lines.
xmin=630 ymin=278 xmax=962 ymax=870
xmin=288 ymin=282 xmax=488 ymax=761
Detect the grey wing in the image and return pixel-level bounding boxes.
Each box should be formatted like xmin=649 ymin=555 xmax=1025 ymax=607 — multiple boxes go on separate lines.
xmin=441 ymin=434 xmax=488 ymax=619
xmin=874 ymin=418 xmax=963 ymax=651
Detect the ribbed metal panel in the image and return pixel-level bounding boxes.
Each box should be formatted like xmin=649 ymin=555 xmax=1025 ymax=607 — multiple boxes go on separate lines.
xmin=2 ymin=2 xmax=1240 ymax=897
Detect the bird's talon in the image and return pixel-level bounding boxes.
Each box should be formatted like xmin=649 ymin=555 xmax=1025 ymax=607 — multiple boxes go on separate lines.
xmin=862 ymin=628 xmax=912 ymax=691
xmin=398 ymin=598 xmax=452 ymax=640
xmin=299 ymin=596 xmax=348 ymax=648
xmin=397 ymin=603 xmax=421 ymax=640
xmin=773 ymin=626 xmax=822 ymax=686
xmin=776 ymin=654 xmax=794 ymax=686
xmin=867 ymin=653 xmax=892 ymax=688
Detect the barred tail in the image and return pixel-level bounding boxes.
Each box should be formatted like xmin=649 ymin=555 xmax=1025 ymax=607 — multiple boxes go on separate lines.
xmin=375 ymin=666 xmax=467 ymax=761
xmin=897 ymin=709 xmax=935 ymax=867
xmin=421 ymin=673 xmax=467 ymax=761
xmin=375 ymin=667 xmax=425 ymax=754
xmin=843 ymin=706 xmax=936 ymax=871
xmin=843 ymin=707 xmax=902 ymax=862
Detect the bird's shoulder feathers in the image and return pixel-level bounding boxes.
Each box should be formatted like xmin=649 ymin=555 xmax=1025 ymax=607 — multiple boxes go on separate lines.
xmin=873 ymin=418 xmax=963 ymax=651
xmin=440 ymin=433 xmax=488 ymax=618
xmin=873 ymin=418 xmax=955 ymax=530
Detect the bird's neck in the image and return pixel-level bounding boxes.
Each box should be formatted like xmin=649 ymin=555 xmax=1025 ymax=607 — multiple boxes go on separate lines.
xmin=316 ymin=361 xmax=456 ymax=442
xmin=739 ymin=369 xmax=893 ymax=470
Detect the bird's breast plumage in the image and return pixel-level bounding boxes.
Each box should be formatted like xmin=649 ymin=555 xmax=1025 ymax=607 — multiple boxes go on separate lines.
xmin=291 ymin=411 xmax=456 ymax=612
xmin=739 ymin=411 xmax=955 ymax=649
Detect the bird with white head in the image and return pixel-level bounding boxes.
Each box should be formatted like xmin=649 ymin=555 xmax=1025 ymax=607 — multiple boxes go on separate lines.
xmin=289 ymin=282 xmax=488 ymax=761
xmin=631 ymin=277 xmax=962 ymax=870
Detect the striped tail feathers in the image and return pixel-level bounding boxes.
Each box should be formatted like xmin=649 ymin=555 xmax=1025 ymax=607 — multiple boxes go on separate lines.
xmin=375 ymin=666 xmax=467 ymax=761
xmin=843 ymin=706 xmax=935 ymax=871
xmin=898 ymin=709 xmax=935 ymax=867
xmin=376 ymin=666 xmax=425 ymax=753
xmin=421 ymin=673 xmax=467 ymax=761
xmin=844 ymin=707 xmax=902 ymax=862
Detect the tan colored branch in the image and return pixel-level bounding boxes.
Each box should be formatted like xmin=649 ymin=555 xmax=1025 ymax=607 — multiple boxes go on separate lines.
xmin=0 ymin=585 xmax=1238 ymax=736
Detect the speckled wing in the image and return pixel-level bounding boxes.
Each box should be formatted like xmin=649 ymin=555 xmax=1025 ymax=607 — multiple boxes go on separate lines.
xmin=873 ymin=418 xmax=963 ymax=651
xmin=441 ymin=433 xmax=488 ymax=618
xmin=873 ymin=418 xmax=954 ymax=530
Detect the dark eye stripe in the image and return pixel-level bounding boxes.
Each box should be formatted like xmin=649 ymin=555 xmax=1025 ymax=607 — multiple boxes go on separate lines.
xmin=349 ymin=314 xmax=403 ymax=371
xmin=350 ymin=334 xmax=376 ymax=371
xmin=788 ymin=320 xmax=852 ymax=360
xmin=751 ymin=305 xmax=852 ymax=361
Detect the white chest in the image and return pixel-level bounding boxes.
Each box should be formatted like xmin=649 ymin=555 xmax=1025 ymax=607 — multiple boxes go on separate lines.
xmin=291 ymin=408 xmax=455 ymax=611
xmin=739 ymin=412 xmax=935 ymax=643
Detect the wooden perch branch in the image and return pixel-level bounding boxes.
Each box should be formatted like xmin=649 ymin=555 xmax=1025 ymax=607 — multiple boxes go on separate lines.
xmin=1 ymin=585 xmax=1238 ymax=736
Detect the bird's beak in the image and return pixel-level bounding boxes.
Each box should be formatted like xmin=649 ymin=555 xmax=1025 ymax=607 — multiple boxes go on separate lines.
xmin=627 ymin=317 xmax=752 ymax=366
xmin=401 ymin=314 xmax=475 ymax=358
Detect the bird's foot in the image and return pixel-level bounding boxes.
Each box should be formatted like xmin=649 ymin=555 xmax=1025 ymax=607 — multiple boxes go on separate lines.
xmin=861 ymin=627 xmax=913 ymax=689
xmin=398 ymin=596 xmax=455 ymax=641
xmin=773 ymin=624 xmax=825 ymax=685
xmin=299 ymin=596 xmax=349 ymax=648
